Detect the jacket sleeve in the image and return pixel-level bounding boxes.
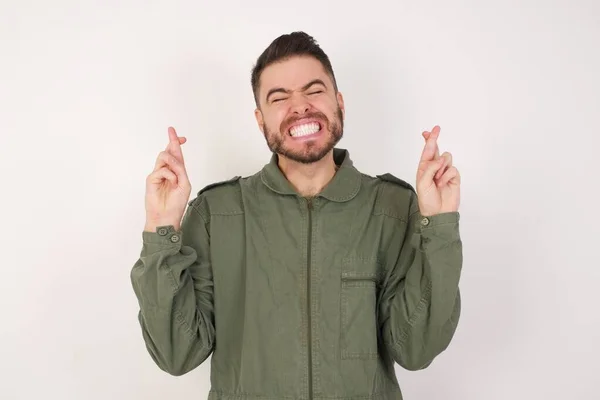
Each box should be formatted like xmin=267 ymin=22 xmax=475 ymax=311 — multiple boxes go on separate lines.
xmin=379 ymin=191 xmax=462 ymax=371
xmin=130 ymin=196 xmax=215 ymax=376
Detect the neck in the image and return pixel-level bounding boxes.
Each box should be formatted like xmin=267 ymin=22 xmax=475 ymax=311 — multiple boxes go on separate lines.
xmin=278 ymin=150 xmax=338 ymax=197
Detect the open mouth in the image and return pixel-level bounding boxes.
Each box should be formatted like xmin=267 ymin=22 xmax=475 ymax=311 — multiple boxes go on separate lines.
xmin=288 ymin=122 xmax=322 ymax=137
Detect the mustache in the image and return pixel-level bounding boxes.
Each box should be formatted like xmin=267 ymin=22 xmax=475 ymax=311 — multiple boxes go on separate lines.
xmin=280 ymin=111 xmax=329 ymax=133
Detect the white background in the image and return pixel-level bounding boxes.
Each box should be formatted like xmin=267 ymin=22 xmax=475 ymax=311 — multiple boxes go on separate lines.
xmin=1 ymin=0 xmax=599 ymax=399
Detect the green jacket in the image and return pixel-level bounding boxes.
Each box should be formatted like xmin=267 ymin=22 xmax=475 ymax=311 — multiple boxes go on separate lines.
xmin=130 ymin=148 xmax=462 ymax=400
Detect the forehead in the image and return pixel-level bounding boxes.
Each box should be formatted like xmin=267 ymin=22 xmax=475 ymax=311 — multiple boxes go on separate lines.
xmin=259 ymin=55 xmax=332 ymax=95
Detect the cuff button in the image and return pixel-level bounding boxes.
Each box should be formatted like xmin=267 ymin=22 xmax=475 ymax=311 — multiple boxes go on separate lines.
xmin=170 ymin=234 xmax=180 ymax=243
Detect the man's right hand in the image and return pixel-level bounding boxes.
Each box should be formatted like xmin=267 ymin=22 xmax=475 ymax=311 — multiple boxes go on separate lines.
xmin=144 ymin=127 xmax=191 ymax=232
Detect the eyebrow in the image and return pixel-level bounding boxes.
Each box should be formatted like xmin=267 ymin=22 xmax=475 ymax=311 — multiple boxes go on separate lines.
xmin=265 ymin=79 xmax=327 ymax=103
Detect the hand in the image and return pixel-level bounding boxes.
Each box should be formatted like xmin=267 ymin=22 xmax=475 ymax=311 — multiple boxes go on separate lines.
xmin=144 ymin=127 xmax=191 ymax=232
xmin=415 ymin=125 xmax=461 ymax=217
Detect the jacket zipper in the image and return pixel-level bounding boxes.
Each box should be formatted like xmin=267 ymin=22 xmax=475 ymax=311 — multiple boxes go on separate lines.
xmin=306 ymin=197 xmax=313 ymax=400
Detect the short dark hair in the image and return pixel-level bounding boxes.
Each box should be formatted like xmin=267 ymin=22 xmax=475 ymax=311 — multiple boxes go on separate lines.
xmin=251 ymin=31 xmax=338 ymax=106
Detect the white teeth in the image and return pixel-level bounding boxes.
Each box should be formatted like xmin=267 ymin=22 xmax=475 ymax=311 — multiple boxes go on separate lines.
xmin=289 ymin=122 xmax=320 ymax=137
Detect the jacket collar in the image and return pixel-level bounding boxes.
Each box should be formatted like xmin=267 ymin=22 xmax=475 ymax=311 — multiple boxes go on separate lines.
xmin=260 ymin=148 xmax=361 ymax=202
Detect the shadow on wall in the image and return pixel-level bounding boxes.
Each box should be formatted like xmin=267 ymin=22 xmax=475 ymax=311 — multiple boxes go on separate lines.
xmin=325 ymin=33 xmax=419 ymax=180
xmin=164 ymin=48 xmax=269 ymax=186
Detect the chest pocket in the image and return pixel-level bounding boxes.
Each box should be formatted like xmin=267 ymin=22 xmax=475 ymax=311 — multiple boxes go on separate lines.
xmin=340 ymin=256 xmax=380 ymax=360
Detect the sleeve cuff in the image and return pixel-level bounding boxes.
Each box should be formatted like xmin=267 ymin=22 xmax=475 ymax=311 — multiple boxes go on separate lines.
xmin=416 ymin=211 xmax=460 ymax=229
xmin=142 ymin=225 xmax=183 ymax=246
xmin=410 ymin=212 xmax=461 ymax=251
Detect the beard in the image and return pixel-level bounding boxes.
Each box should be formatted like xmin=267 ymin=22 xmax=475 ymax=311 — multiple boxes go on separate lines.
xmin=262 ymin=106 xmax=344 ymax=164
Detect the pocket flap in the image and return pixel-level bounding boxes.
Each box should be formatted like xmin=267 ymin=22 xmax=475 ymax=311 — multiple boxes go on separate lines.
xmin=341 ymin=256 xmax=380 ymax=281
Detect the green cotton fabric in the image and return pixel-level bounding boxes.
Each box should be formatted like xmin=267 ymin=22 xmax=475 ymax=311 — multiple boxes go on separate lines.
xmin=130 ymin=148 xmax=462 ymax=400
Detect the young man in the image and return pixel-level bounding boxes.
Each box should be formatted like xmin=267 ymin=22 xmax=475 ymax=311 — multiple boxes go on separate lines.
xmin=131 ymin=31 xmax=462 ymax=400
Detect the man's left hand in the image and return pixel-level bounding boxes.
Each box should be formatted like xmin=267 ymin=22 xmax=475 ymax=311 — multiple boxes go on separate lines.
xmin=415 ymin=125 xmax=461 ymax=217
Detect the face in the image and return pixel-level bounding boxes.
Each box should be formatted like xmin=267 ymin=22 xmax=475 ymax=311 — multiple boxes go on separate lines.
xmin=254 ymin=55 xmax=345 ymax=164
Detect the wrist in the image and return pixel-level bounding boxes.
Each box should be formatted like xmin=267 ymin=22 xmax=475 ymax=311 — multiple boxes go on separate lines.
xmin=144 ymin=220 xmax=180 ymax=233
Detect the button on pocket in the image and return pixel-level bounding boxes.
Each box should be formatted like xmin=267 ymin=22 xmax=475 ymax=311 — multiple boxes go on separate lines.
xmin=340 ymin=257 xmax=379 ymax=360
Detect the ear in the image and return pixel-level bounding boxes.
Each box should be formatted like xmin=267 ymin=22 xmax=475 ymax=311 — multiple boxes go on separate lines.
xmin=254 ymin=108 xmax=264 ymax=133
xmin=336 ymin=91 xmax=345 ymax=120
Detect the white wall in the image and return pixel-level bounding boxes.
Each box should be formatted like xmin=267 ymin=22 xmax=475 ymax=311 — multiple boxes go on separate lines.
xmin=1 ymin=0 xmax=598 ymax=399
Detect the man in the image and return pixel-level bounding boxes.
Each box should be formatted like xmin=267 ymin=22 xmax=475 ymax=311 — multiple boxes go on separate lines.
xmin=131 ymin=31 xmax=462 ymax=400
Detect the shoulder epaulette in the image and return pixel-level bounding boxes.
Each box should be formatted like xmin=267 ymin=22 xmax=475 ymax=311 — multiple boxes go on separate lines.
xmin=188 ymin=176 xmax=241 ymax=206
xmin=376 ymin=173 xmax=416 ymax=193
xmin=198 ymin=176 xmax=241 ymax=195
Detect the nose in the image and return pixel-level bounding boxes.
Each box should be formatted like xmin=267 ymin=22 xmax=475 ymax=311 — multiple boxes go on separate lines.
xmin=289 ymin=95 xmax=310 ymax=114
